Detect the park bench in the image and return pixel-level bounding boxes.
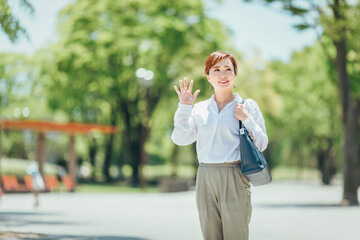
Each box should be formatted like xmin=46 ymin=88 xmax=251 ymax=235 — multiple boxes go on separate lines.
xmin=1 ymin=175 xmax=74 ymax=193
xmin=44 ymin=176 xmax=59 ymax=191
xmin=61 ymin=175 xmax=75 ymax=192
xmin=1 ymin=175 xmax=29 ymax=193
xmin=24 ymin=175 xmax=33 ymax=190
xmin=24 ymin=175 xmax=60 ymax=192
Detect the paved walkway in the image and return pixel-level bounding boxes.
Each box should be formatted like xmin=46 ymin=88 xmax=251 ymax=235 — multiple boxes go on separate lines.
xmin=0 ymin=181 xmax=359 ymax=240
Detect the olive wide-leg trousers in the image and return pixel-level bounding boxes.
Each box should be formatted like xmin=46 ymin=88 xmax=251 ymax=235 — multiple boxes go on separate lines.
xmin=196 ymin=161 xmax=252 ymax=240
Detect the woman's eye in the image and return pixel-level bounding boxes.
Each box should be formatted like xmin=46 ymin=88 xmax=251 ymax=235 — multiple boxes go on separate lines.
xmin=214 ymin=69 xmax=219 ymax=71
xmin=227 ymin=68 xmax=232 ymax=71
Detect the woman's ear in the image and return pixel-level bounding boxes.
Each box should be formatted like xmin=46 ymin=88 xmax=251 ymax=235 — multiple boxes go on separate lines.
xmin=206 ymin=74 xmax=210 ymax=82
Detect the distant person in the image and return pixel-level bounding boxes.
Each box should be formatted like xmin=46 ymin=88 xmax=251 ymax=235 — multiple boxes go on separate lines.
xmin=26 ymin=163 xmax=45 ymax=207
xmin=171 ymin=51 xmax=268 ymax=240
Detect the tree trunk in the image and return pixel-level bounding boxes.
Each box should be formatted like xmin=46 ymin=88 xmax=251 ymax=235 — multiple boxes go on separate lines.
xmin=103 ymin=132 xmax=115 ymax=182
xmin=331 ymin=0 xmax=359 ymax=206
xmin=139 ymin=123 xmax=149 ymax=187
xmin=341 ymin=104 xmax=359 ymax=205
xmin=333 ymin=38 xmax=359 ymax=205
xmin=171 ymin=145 xmax=180 ymax=177
xmin=317 ymin=140 xmax=336 ymax=185
xmin=89 ymin=137 xmax=97 ymax=182
xmin=103 ymin=110 xmax=116 ymax=182
xmin=358 ymin=99 xmax=360 ymax=186
xmin=0 ymin=127 xmax=2 ymax=190
xmin=116 ymin=153 xmax=125 ymax=181
xmin=118 ymin=98 xmax=142 ymax=186
xmin=130 ymin=139 xmax=141 ymax=186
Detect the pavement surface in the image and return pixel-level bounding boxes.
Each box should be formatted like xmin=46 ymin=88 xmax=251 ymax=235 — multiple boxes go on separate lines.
xmin=0 ymin=181 xmax=359 ymax=240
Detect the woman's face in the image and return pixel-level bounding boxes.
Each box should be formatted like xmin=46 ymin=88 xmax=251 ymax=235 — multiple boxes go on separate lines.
xmin=207 ymin=57 xmax=236 ymax=90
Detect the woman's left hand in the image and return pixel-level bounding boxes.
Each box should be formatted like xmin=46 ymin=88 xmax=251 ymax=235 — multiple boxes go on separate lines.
xmin=234 ymin=103 xmax=249 ymax=121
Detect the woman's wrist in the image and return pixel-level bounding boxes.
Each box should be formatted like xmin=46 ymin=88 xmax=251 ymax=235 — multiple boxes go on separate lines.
xmin=179 ymin=100 xmax=193 ymax=105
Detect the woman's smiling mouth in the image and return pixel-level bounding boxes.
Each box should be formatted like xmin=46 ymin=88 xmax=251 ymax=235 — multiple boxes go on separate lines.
xmin=219 ymin=80 xmax=229 ymax=84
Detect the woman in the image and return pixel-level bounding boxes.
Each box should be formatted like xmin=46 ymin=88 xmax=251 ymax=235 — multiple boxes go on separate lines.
xmin=171 ymin=51 xmax=268 ymax=240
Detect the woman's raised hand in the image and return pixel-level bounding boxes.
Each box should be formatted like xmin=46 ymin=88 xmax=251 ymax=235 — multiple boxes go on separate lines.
xmin=174 ymin=78 xmax=200 ymax=105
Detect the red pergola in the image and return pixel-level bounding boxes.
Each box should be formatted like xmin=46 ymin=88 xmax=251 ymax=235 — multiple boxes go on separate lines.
xmin=0 ymin=120 xmax=117 ymax=186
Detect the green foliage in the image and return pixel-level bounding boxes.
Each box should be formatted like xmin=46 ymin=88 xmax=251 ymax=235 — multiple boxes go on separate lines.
xmin=268 ymin=43 xmax=341 ymax=168
xmin=243 ymin=0 xmax=360 ymax=100
xmin=0 ymin=0 xmax=33 ymax=43
xmin=294 ymin=24 xmax=310 ymax=30
xmin=37 ymin=0 xmax=232 ymax=183
xmin=346 ymin=4 xmax=360 ymax=99
xmin=41 ymin=0 xmax=231 ymax=121
xmin=0 ymin=53 xmax=74 ymax=164
xmin=0 ymin=53 xmax=33 ymax=110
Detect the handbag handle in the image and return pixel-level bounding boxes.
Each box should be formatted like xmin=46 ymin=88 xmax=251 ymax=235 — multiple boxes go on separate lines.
xmin=238 ymin=98 xmax=247 ymax=129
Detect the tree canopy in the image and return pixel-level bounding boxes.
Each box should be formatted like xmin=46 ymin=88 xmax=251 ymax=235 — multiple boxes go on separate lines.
xmin=0 ymin=0 xmax=33 ymax=43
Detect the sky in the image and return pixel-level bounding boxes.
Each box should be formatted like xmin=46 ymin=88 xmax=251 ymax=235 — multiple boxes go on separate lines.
xmin=0 ymin=0 xmax=318 ymax=62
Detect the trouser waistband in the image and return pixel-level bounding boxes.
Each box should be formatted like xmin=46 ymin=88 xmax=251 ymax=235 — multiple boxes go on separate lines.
xmin=199 ymin=160 xmax=241 ymax=167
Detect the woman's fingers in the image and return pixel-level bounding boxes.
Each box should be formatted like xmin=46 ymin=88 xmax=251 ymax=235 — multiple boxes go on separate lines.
xmin=179 ymin=80 xmax=183 ymax=91
xmin=176 ymin=78 xmax=199 ymax=104
xmin=174 ymin=85 xmax=181 ymax=95
xmin=188 ymin=80 xmax=194 ymax=92
xmin=193 ymin=89 xmax=200 ymax=98
xmin=236 ymin=103 xmax=245 ymax=109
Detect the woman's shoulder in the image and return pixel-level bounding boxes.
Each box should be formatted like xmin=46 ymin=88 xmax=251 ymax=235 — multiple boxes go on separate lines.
xmin=242 ymin=97 xmax=256 ymax=105
xmin=242 ymin=98 xmax=262 ymax=113
xmin=193 ymin=98 xmax=211 ymax=110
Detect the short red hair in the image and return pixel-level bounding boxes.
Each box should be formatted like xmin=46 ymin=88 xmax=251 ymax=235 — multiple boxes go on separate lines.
xmin=204 ymin=51 xmax=238 ymax=76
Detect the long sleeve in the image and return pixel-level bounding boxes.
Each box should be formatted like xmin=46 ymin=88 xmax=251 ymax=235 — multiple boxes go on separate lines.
xmin=171 ymin=103 xmax=198 ymax=146
xmin=242 ymin=99 xmax=268 ymax=152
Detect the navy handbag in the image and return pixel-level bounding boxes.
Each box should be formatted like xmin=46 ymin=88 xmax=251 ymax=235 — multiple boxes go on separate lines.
xmin=239 ymin=98 xmax=272 ymax=186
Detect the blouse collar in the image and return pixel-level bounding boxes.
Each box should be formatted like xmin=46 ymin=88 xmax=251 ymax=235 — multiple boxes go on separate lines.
xmin=209 ymin=93 xmax=243 ymax=112
xmin=210 ymin=93 xmax=242 ymax=103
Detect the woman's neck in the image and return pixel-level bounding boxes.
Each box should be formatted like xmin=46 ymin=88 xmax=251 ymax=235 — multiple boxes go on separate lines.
xmin=214 ymin=90 xmax=234 ymax=112
xmin=214 ymin=90 xmax=234 ymax=104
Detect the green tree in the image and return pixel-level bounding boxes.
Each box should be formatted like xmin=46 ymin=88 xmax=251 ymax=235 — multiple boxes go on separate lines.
xmin=244 ymin=0 xmax=360 ymax=205
xmin=40 ymin=0 xmax=232 ymax=185
xmin=0 ymin=0 xmax=33 ymax=43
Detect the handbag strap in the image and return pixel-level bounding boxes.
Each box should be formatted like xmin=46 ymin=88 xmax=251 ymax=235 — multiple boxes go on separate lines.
xmin=238 ymin=98 xmax=247 ymax=129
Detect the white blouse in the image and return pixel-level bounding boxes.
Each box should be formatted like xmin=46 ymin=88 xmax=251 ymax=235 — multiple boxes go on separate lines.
xmin=171 ymin=93 xmax=268 ymax=164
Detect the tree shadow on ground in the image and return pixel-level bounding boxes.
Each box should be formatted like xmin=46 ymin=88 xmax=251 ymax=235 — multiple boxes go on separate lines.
xmin=0 ymin=213 xmax=149 ymax=240
xmin=0 ymin=211 xmax=74 ymax=227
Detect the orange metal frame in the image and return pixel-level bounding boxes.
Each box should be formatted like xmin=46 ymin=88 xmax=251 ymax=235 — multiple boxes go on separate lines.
xmin=0 ymin=120 xmax=117 ymax=134
xmin=0 ymin=120 xmax=117 ymax=191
